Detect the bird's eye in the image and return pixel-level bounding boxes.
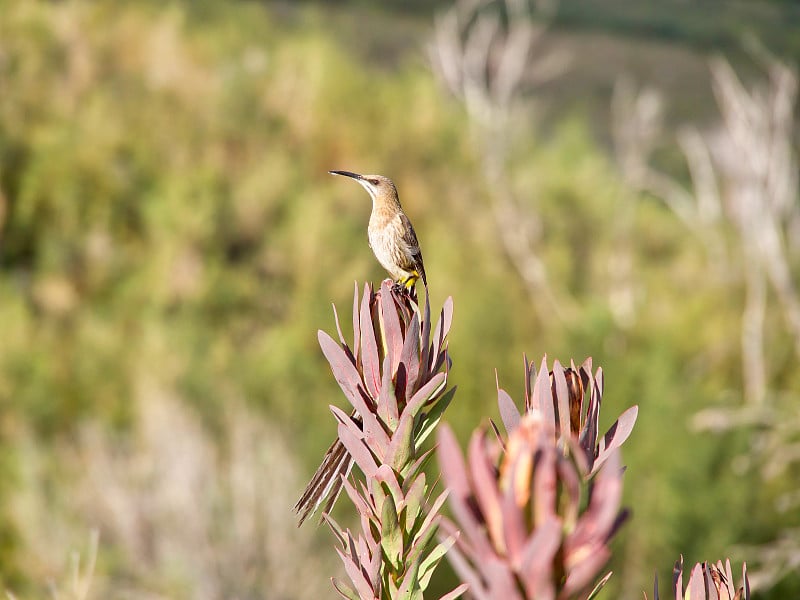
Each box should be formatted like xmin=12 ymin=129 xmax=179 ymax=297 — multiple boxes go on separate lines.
xmin=369 ymin=179 xmax=379 ymax=186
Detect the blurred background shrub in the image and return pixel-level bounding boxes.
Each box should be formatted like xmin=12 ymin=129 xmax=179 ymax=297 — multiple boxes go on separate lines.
xmin=0 ymin=0 xmax=798 ymax=597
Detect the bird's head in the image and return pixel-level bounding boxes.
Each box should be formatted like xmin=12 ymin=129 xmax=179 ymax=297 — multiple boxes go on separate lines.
xmin=329 ymin=170 xmax=399 ymax=206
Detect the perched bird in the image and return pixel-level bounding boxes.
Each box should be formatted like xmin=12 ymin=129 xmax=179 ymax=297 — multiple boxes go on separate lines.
xmin=329 ymin=171 xmax=427 ymax=291
xmin=293 ymin=171 xmax=427 ymax=526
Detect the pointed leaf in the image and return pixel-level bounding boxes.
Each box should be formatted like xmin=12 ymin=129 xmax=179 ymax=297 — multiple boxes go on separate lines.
xmin=381 ymin=493 xmax=403 ymax=571
xmin=378 ymin=354 xmax=400 ymax=430
xmin=386 ymin=408 xmax=415 ymax=472
xmin=331 ymin=577 xmax=361 ymax=600
xmin=396 ymin=555 xmax=422 ymax=600
xmin=552 ymin=360 xmax=572 ymax=441
xmin=410 ymin=492 xmax=448 ymax=561
xmin=352 ymin=282 xmax=361 ymax=361
xmin=341 ymin=477 xmax=377 ymax=521
xmin=360 ymin=285 xmax=381 ymax=397
xmin=467 ymin=431 xmax=504 ymax=553
xmin=532 ymin=356 xmax=555 ymax=429
xmin=414 ymin=386 xmax=456 ymax=447
xmin=336 ymin=547 xmax=376 ymax=600
xmin=489 ymin=419 xmax=505 ymax=448
xmin=439 ymin=583 xmax=469 ymax=600
xmin=580 ymin=369 xmax=603 ymax=461
xmin=688 ymin=563 xmax=705 ymax=600
xmin=742 ymin=562 xmax=750 ymax=600
xmin=500 ymin=474 xmax=526 ymax=565
xmin=518 ymin=516 xmax=560 ymax=600
xmin=404 ymin=446 xmax=436 ymax=482
xmin=573 ymin=450 xmax=623 ymax=545
xmin=418 ymin=533 xmax=458 ymax=590
xmin=375 ymin=465 xmax=405 ymax=510
xmin=563 ymin=546 xmax=612 ymax=596
xmin=437 ymin=427 xmax=495 ymax=558
xmin=319 ymin=331 xmax=370 ymax=417
xmin=705 ymin=562 xmax=720 ymax=600
xmin=482 ymin=558 xmax=523 ymax=600
xmin=380 ymin=280 xmax=404 ymax=375
xmin=407 ymin=372 xmax=447 ymax=417
xmin=557 ymin=453 xmax=582 ymax=528
xmin=332 ymin=303 xmax=348 ymax=347
xmin=403 ymin=472 xmax=427 ymax=533
xmin=674 ymin=556 xmax=684 ymax=600
xmin=578 ymin=358 xmax=593 ymax=418
xmin=323 ymin=513 xmax=347 ymax=549
xmin=336 ymin=429 xmax=377 ymax=480
xmin=331 ymin=407 xmax=378 ymax=478
xmin=592 ymin=405 xmax=639 ymax=475
xmin=418 ymin=292 xmax=432 ymax=387
xmin=329 ymin=401 xmax=389 ymax=460
xmin=408 ymin=514 xmax=441 ymax=571
xmin=444 ymin=543 xmax=491 ymax=600
xmin=532 ymin=444 xmax=557 ymax=528
xmin=400 ymin=312 xmax=421 ymax=403
xmin=432 ymin=296 xmax=454 ymax=358
xmin=523 ymin=354 xmax=533 ymax=410
xmin=497 ymin=387 xmax=521 ymax=435
xmin=437 ymin=426 xmax=469 ymax=495
xmin=724 ymin=560 xmax=734 ymax=598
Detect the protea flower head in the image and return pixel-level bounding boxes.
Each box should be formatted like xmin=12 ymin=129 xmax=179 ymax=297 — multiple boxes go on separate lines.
xmin=437 ymin=411 xmax=628 ymax=600
xmin=646 ymin=557 xmax=750 ymax=600
xmin=295 ymin=280 xmax=454 ymax=525
xmin=297 ymin=280 xmax=465 ymax=599
xmin=497 ymin=356 xmax=638 ymax=478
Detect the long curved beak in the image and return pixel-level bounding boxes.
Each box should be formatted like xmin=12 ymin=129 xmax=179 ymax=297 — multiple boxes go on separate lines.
xmin=329 ymin=170 xmax=363 ymax=180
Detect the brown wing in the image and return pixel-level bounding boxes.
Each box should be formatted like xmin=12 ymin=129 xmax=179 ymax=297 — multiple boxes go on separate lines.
xmin=400 ymin=213 xmax=427 ymax=286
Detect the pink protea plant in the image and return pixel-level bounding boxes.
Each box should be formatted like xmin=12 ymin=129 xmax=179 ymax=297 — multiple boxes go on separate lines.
xmin=646 ymin=557 xmax=750 ymax=600
xmin=297 ymin=280 xmax=465 ymax=599
xmin=496 ymin=356 xmax=638 ymax=478
xmin=437 ymin=411 xmax=628 ymax=600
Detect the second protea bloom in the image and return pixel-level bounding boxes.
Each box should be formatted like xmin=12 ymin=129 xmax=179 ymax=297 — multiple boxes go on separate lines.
xmin=438 ymin=413 xmax=628 ymax=600
xmin=497 ymin=356 xmax=638 ymax=478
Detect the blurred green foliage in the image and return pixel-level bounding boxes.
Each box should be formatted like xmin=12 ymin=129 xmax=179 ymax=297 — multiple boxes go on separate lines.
xmin=0 ymin=0 xmax=798 ymax=598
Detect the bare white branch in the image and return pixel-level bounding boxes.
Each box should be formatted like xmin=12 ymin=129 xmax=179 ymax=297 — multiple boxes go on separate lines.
xmin=429 ymin=0 xmax=572 ymax=319
xmin=615 ymin=54 xmax=800 ymax=406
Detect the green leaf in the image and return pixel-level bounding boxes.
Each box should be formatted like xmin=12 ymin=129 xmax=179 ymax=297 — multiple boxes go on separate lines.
xmin=402 ymin=472 xmax=427 ymax=534
xmin=396 ymin=556 xmax=422 ymax=600
xmin=376 ymin=466 xmax=405 ymax=512
xmin=331 ymin=577 xmax=361 ymax=600
xmin=407 ymin=514 xmax=441 ymax=567
xmin=381 ymin=493 xmax=404 ymax=572
xmin=418 ymin=534 xmax=458 ymax=590
xmin=387 ymin=409 xmax=415 ymax=472
xmin=414 ymin=387 xmax=457 ymax=447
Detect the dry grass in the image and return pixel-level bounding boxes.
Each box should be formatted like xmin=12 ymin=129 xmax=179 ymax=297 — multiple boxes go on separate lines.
xmin=9 ymin=378 xmax=336 ymax=599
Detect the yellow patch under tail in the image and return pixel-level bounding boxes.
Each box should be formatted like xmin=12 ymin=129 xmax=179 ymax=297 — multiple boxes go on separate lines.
xmin=401 ymin=272 xmax=420 ymax=289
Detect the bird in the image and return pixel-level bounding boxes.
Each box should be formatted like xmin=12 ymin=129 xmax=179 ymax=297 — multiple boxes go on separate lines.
xmin=328 ymin=171 xmax=427 ymax=292
xmin=293 ymin=171 xmax=427 ymax=526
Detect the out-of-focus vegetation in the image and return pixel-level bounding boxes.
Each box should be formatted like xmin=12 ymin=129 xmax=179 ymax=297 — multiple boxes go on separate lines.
xmin=0 ymin=0 xmax=798 ymax=598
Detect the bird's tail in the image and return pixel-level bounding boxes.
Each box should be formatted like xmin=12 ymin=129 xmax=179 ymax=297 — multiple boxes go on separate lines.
xmin=294 ymin=437 xmax=354 ymax=526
